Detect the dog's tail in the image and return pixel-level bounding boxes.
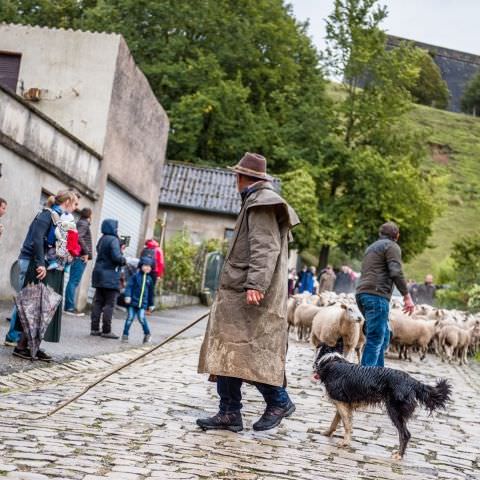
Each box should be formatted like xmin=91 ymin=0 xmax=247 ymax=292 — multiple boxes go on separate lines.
xmin=414 ymin=378 xmax=452 ymax=413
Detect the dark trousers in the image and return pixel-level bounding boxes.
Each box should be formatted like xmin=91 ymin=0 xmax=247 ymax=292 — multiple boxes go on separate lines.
xmin=217 ymin=375 xmax=291 ymax=414
xmin=91 ymin=288 xmax=118 ymax=333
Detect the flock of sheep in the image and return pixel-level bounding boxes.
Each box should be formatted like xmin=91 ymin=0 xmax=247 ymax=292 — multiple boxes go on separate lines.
xmin=287 ymin=291 xmax=480 ymax=366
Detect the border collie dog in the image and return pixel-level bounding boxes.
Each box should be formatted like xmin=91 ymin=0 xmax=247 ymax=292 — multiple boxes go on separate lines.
xmin=313 ymin=342 xmax=452 ymax=459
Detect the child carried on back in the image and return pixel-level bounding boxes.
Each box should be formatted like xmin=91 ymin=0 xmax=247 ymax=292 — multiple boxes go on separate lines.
xmin=121 ymin=256 xmax=155 ymax=344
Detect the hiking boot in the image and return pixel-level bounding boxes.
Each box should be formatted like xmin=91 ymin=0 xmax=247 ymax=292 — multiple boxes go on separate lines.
xmin=252 ymin=401 xmax=296 ymax=431
xmin=101 ymin=332 xmax=120 ymax=339
xmin=90 ymin=330 xmax=101 ymax=336
xmin=12 ymin=347 xmax=33 ymax=360
xmin=64 ymin=309 xmax=85 ymax=317
xmin=121 ymin=335 xmax=129 ymax=343
xmin=36 ymin=350 xmax=53 ymax=362
xmin=143 ymin=334 xmax=151 ymax=344
xmin=196 ymin=411 xmax=243 ymax=432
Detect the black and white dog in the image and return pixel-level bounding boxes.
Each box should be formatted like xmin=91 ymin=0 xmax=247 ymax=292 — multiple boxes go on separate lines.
xmin=313 ymin=341 xmax=452 ymax=459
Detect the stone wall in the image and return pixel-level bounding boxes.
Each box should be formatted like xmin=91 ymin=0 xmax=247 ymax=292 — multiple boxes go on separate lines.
xmin=387 ymin=35 xmax=480 ymax=112
xmin=0 ymin=23 xmax=119 ymax=153
xmin=0 ymin=88 xmax=99 ymax=299
xmin=157 ymin=207 xmax=236 ymax=244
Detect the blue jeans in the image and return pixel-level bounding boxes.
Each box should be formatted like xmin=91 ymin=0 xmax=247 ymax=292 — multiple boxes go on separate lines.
xmin=122 ymin=307 xmax=151 ymax=336
xmin=216 ymin=376 xmax=291 ymax=413
xmin=5 ymin=258 xmax=31 ymax=343
xmin=356 ymin=293 xmax=390 ymax=367
xmin=64 ymin=258 xmax=87 ymax=311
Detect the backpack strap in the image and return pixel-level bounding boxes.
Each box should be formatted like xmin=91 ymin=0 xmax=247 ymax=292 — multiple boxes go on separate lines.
xmin=44 ymin=207 xmax=60 ymax=226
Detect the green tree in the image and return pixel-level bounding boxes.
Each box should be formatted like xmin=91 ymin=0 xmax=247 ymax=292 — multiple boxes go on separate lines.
xmin=0 ymin=0 xmax=330 ymax=167
xmin=280 ymin=168 xmax=322 ymax=252
xmin=409 ymin=49 xmax=449 ymax=109
xmin=316 ymin=0 xmax=436 ymax=265
xmin=461 ymin=71 xmax=480 ymax=116
xmin=451 ymin=234 xmax=480 ymax=287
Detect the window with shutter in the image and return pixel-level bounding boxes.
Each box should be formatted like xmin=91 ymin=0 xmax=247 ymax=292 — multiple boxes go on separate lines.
xmin=0 ymin=52 xmax=21 ymax=92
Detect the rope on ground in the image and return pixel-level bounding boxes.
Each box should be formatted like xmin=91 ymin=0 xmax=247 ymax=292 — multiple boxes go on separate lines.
xmin=42 ymin=311 xmax=210 ymax=418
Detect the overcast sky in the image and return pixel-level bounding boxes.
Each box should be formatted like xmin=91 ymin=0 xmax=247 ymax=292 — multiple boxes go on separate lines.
xmin=290 ymin=0 xmax=480 ymax=56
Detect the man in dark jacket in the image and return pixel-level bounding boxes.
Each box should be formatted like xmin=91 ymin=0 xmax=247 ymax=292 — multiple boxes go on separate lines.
xmin=416 ymin=274 xmax=437 ymax=305
xmin=90 ymin=219 xmax=126 ymax=338
xmin=65 ymin=208 xmax=93 ymax=315
xmin=356 ymin=222 xmax=414 ymax=367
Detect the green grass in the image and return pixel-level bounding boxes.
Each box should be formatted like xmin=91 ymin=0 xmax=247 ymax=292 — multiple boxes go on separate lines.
xmin=405 ymin=105 xmax=480 ymax=279
xmin=326 ymin=82 xmax=480 ymax=279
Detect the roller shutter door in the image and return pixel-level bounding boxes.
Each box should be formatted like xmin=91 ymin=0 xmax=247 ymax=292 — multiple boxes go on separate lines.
xmin=100 ymin=181 xmax=144 ymax=258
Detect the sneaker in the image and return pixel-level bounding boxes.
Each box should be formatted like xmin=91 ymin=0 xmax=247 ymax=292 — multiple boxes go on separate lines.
xmin=90 ymin=330 xmax=101 ymax=336
xmin=252 ymin=401 xmax=296 ymax=431
xmin=36 ymin=350 xmax=53 ymax=362
xmin=4 ymin=339 xmax=17 ymax=347
xmin=196 ymin=411 xmax=243 ymax=432
xmin=101 ymin=332 xmax=120 ymax=339
xmin=12 ymin=347 xmax=33 ymax=360
xmin=121 ymin=335 xmax=129 ymax=343
xmin=143 ymin=334 xmax=151 ymax=344
xmin=64 ymin=309 xmax=85 ymax=317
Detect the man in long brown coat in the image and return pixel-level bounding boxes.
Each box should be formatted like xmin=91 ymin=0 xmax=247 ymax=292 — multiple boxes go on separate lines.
xmin=197 ymin=153 xmax=299 ymax=432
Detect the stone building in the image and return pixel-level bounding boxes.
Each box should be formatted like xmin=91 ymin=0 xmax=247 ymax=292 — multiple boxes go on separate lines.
xmin=158 ymin=162 xmax=281 ymax=244
xmin=387 ymin=35 xmax=480 ymax=113
xmin=158 ymin=163 xmax=240 ymax=244
xmin=0 ymin=23 xmax=169 ymax=304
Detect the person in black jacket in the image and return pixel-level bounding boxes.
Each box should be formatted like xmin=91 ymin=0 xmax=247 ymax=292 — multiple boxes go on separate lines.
xmin=90 ymin=219 xmax=126 ymax=338
xmin=356 ymin=222 xmax=414 ymax=367
xmin=12 ymin=190 xmax=79 ymax=360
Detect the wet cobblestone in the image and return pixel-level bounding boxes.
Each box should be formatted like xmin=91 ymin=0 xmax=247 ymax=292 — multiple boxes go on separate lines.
xmin=0 ymin=336 xmax=479 ymax=479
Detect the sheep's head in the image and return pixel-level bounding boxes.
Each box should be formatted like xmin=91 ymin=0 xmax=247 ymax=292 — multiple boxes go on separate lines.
xmin=340 ymin=303 xmax=363 ymax=322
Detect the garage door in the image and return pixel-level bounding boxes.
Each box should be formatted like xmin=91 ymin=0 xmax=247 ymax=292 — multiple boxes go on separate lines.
xmin=101 ymin=181 xmax=144 ymax=257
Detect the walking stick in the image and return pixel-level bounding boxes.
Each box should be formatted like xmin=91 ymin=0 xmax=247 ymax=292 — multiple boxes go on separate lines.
xmin=42 ymin=311 xmax=210 ymax=418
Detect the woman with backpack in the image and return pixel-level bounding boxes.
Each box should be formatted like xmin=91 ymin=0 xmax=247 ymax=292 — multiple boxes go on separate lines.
xmin=13 ymin=190 xmax=79 ymax=361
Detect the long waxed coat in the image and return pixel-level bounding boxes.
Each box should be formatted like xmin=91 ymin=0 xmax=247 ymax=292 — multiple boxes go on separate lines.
xmin=198 ymin=182 xmax=299 ymax=387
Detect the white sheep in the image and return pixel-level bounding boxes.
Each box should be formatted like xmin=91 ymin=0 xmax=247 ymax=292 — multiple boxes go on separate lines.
xmin=293 ymin=303 xmax=322 ymax=341
xmin=389 ymin=310 xmax=438 ymax=361
xmin=310 ymin=303 xmax=363 ymax=362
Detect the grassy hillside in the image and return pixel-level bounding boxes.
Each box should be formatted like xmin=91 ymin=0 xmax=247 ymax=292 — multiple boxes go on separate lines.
xmin=324 ymin=82 xmax=480 ymax=279
xmin=405 ymin=105 xmax=480 ymax=280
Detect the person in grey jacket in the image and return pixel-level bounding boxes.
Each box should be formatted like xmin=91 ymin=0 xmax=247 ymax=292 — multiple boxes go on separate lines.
xmin=356 ymin=222 xmax=414 ymax=367
xmin=90 ymin=219 xmax=126 ymax=338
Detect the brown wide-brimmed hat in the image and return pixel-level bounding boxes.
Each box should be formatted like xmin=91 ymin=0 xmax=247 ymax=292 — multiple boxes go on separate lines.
xmin=228 ymin=152 xmax=272 ymax=181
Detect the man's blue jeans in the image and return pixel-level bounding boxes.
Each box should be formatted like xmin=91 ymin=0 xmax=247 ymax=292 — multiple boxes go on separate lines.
xmin=122 ymin=307 xmax=151 ymax=336
xmin=5 ymin=258 xmax=30 ymax=343
xmin=64 ymin=258 xmax=87 ymax=311
xmin=216 ymin=376 xmax=290 ymax=413
xmin=356 ymin=293 xmax=390 ymax=367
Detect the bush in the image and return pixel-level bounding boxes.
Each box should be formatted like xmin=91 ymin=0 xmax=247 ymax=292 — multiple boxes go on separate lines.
xmin=161 ymin=233 xmax=227 ymax=295
xmin=467 ymin=284 xmax=480 ymax=312
xmin=162 ymin=232 xmax=200 ymax=295
xmin=436 ymin=287 xmax=468 ymax=310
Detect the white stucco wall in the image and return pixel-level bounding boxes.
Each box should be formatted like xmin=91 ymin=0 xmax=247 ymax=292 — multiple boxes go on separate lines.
xmin=0 ymin=145 xmax=97 ymax=299
xmin=0 ymin=23 xmax=120 ymax=153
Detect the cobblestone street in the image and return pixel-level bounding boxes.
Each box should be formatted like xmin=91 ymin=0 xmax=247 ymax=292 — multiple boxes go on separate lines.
xmin=0 ymin=334 xmax=479 ymax=480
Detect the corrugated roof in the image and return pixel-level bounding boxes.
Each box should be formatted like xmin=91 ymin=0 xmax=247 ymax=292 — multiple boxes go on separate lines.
xmin=158 ymin=162 xmax=280 ymax=215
